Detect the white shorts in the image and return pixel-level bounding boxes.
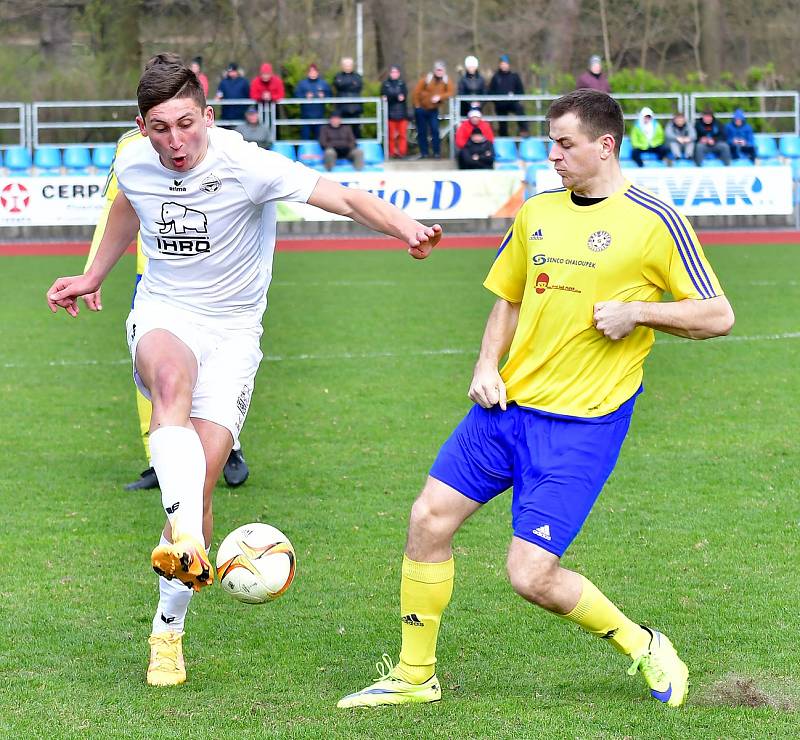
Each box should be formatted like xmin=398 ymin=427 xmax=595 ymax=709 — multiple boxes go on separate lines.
xmin=125 ymin=300 xmax=263 ymax=445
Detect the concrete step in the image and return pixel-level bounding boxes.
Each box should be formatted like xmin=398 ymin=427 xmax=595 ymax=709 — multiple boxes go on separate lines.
xmin=384 ymin=157 xmax=455 ymax=171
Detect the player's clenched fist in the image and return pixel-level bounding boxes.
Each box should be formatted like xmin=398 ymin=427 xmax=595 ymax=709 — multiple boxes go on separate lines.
xmin=593 ymin=300 xmax=641 ymax=340
xmin=407 ymin=223 xmax=442 ymax=260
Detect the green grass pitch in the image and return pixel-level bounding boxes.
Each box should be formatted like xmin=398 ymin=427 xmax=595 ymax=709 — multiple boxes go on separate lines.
xmin=0 ymin=242 xmax=798 ymax=738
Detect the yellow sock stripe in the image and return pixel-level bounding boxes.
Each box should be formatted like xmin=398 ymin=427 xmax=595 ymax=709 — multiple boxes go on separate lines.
xmin=402 ymin=555 xmax=454 ymax=583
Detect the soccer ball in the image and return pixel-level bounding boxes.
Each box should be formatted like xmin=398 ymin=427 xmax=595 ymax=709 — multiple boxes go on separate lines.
xmin=216 ymin=523 xmax=296 ymax=604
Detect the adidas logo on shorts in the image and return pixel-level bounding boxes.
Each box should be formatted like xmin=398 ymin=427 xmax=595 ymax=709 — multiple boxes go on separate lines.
xmin=531 ymin=524 xmax=552 ymax=541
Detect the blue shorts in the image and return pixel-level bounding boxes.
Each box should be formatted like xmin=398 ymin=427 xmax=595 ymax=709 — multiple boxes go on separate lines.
xmin=429 ymin=393 xmax=639 ymax=557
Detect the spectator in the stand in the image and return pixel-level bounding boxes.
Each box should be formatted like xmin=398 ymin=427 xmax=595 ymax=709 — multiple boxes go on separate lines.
xmin=215 ymin=62 xmax=251 ymax=123
xmin=412 ymin=60 xmax=455 ymax=159
xmin=630 ymin=106 xmax=668 ymax=167
xmin=489 ymin=54 xmax=528 ymax=137
xmin=455 ymin=108 xmax=494 ymax=170
xmin=381 ymin=65 xmax=409 ymax=159
xmin=294 ymin=63 xmax=332 ymax=141
xmin=249 ymin=62 xmax=285 ymax=106
xmin=694 ymin=108 xmax=731 ymax=166
xmin=235 ymin=106 xmax=272 ymax=149
xmin=333 ymin=56 xmax=364 ymax=138
xmin=664 ymin=111 xmax=696 ymax=161
xmin=319 ymin=112 xmax=364 ymax=171
xmin=576 ymin=55 xmax=611 ymax=94
xmin=190 ymin=57 xmax=209 ymax=97
xmin=724 ymin=108 xmax=756 ymax=162
xmin=458 ymin=55 xmax=486 ymax=117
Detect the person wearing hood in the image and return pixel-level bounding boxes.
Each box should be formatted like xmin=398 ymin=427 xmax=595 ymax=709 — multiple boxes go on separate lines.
xmin=412 ymin=60 xmax=455 ymax=158
xmin=576 ymin=55 xmax=611 ymax=94
xmin=724 ymin=109 xmax=756 ymax=162
xmin=694 ymin=108 xmax=731 ymax=166
xmin=630 ymin=107 xmax=668 ymax=167
xmin=249 ymin=62 xmax=285 ymax=105
xmin=381 ymin=65 xmax=409 ymax=158
xmin=458 ymin=55 xmax=486 ymax=117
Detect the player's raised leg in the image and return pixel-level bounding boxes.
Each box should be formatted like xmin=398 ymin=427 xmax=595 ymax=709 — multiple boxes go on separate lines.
xmin=506 ymin=538 xmax=688 ymax=707
xmin=337 ymin=476 xmax=480 ymax=708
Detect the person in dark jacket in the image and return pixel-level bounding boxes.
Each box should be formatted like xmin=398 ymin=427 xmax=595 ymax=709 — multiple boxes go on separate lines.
xmin=724 ymin=108 xmax=756 ymax=162
xmin=575 ymin=55 xmax=611 ymax=93
xmin=333 ymin=56 xmax=364 ymax=138
xmin=694 ymin=108 xmax=731 ymax=166
xmin=488 ymin=54 xmax=528 ymax=137
xmin=455 ymin=108 xmax=494 ymax=170
xmin=319 ymin=113 xmax=364 ymax=171
xmin=381 ymin=65 xmax=409 ymax=158
xmin=294 ymin=63 xmax=333 ymax=140
xmin=215 ymin=62 xmax=251 ymax=124
xmin=458 ymin=55 xmax=486 ymax=117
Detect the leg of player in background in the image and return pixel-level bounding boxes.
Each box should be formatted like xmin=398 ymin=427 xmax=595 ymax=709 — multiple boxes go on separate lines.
xmin=124 ymin=389 xmax=158 ymax=490
xmin=338 ymin=477 xmax=480 ymax=707
xmin=506 ymin=539 xmax=689 ymax=707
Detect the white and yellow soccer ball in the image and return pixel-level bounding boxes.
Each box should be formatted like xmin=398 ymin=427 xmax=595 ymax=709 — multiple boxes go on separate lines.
xmin=216 ymin=523 xmax=296 ymax=604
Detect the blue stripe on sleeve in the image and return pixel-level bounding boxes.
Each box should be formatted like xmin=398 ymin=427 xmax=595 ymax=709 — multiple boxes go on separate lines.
xmin=628 ymin=186 xmax=717 ymax=297
xmin=624 ymin=191 xmax=713 ymax=298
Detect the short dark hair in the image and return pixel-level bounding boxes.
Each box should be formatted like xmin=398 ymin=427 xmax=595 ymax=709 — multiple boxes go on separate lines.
xmin=547 ymin=89 xmax=624 ymax=156
xmin=137 ymin=52 xmax=206 ymax=119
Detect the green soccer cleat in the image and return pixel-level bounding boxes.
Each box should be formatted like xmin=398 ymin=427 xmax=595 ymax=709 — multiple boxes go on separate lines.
xmin=337 ymin=654 xmax=441 ymax=708
xmin=627 ymin=626 xmax=689 ymax=707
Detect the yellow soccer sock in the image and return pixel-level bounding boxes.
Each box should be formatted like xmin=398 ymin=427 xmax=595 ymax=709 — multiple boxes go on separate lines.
xmin=562 ymin=575 xmax=650 ymax=657
xmin=395 ymin=555 xmax=455 ymax=684
xmin=137 ymin=389 xmax=153 ymax=462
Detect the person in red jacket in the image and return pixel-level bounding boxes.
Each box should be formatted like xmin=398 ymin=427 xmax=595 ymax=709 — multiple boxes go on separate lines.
xmin=455 ymin=108 xmax=495 ymax=169
xmin=249 ymin=62 xmax=286 ymax=105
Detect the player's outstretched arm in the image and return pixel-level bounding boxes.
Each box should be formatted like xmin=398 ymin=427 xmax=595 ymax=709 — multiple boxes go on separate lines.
xmin=593 ymin=295 xmax=735 ymax=341
xmin=47 ymin=191 xmax=140 ymax=317
xmin=468 ymin=298 xmax=521 ymax=410
xmin=306 ymin=177 xmax=442 ymax=259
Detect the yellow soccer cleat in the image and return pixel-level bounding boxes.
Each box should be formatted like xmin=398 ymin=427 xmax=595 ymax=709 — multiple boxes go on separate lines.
xmin=627 ymin=626 xmax=689 ymax=707
xmin=337 ymin=654 xmax=441 ymax=708
xmin=151 ymin=532 xmax=214 ymax=592
xmin=147 ymin=631 xmax=186 ymax=686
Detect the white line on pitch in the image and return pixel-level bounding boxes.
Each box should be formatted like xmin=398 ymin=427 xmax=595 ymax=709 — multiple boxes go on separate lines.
xmin=2 ymin=331 xmax=799 ymax=370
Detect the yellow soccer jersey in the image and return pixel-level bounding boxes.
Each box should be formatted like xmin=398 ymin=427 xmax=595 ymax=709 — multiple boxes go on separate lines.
xmin=484 ymin=182 xmax=724 ymax=418
xmin=85 ymin=128 xmax=146 ymax=275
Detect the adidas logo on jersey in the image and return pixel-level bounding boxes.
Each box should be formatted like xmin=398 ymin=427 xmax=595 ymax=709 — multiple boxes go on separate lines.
xmin=401 ymin=613 xmax=424 ymax=627
xmin=531 ymin=524 xmax=552 ymax=541
xmin=529 ymin=228 xmax=544 ymax=240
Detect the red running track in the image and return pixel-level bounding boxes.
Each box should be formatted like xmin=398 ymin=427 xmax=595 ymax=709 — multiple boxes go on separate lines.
xmin=1 ymin=231 xmax=800 ymax=256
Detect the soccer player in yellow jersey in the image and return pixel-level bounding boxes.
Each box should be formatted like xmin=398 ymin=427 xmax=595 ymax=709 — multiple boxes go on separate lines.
xmin=83 ymin=129 xmax=250 ymax=491
xmin=338 ymin=90 xmax=735 ymax=709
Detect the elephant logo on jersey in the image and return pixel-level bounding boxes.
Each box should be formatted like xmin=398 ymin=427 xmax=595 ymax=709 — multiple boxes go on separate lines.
xmin=587 ymin=230 xmax=612 ymax=252
xmin=158 ymin=202 xmax=208 ymax=235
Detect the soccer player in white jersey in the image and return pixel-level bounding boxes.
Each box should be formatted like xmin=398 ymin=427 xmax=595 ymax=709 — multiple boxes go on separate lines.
xmin=46 ymin=53 xmax=442 ymax=687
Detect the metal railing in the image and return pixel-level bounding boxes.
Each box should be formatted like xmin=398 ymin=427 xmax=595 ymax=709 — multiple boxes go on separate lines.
xmin=271 ymin=96 xmax=382 ymax=145
xmin=0 ymin=103 xmax=28 ymax=150
xmin=688 ymin=91 xmax=799 ymax=134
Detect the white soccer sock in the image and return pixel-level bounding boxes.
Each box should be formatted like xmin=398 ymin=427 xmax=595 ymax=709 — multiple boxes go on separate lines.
xmin=152 ymin=537 xmax=193 ymax=634
xmin=149 ymin=425 xmax=206 ymax=542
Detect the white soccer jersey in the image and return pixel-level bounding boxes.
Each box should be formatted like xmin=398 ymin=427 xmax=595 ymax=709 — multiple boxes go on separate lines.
xmin=115 ymin=126 xmax=320 ymax=327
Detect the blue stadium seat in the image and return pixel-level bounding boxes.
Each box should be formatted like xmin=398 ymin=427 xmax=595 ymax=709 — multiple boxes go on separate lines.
xmin=92 ymin=144 xmax=116 ymax=170
xmin=297 ymin=141 xmax=324 ymax=167
xmin=493 ymin=138 xmax=519 ymax=169
xmin=358 ymin=141 xmax=385 ymax=171
xmin=778 ymin=134 xmax=800 ymax=158
xmin=63 ymin=147 xmax=92 ymax=175
xmin=5 ymin=146 xmax=32 ymax=174
xmin=620 ymin=158 xmax=638 ymax=168
xmin=702 ymin=158 xmax=726 ymax=167
xmin=619 ymin=138 xmax=633 ymax=160
xmin=673 ymin=158 xmax=695 ymax=168
xmin=332 ymin=159 xmax=356 ymax=172
xmin=731 ymin=158 xmax=754 ymax=167
xmin=754 ymin=134 xmax=778 ymax=160
xmin=524 ymin=162 xmax=548 ymax=184
xmin=642 ymin=158 xmax=666 ymax=168
xmin=270 ymin=141 xmax=296 ymax=160
xmin=759 ymin=158 xmax=783 ymax=166
xmin=791 ymin=158 xmax=800 ymax=180
xmin=518 ymin=138 xmax=548 ymax=163
xmin=34 ymin=146 xmax=62 ymax=175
